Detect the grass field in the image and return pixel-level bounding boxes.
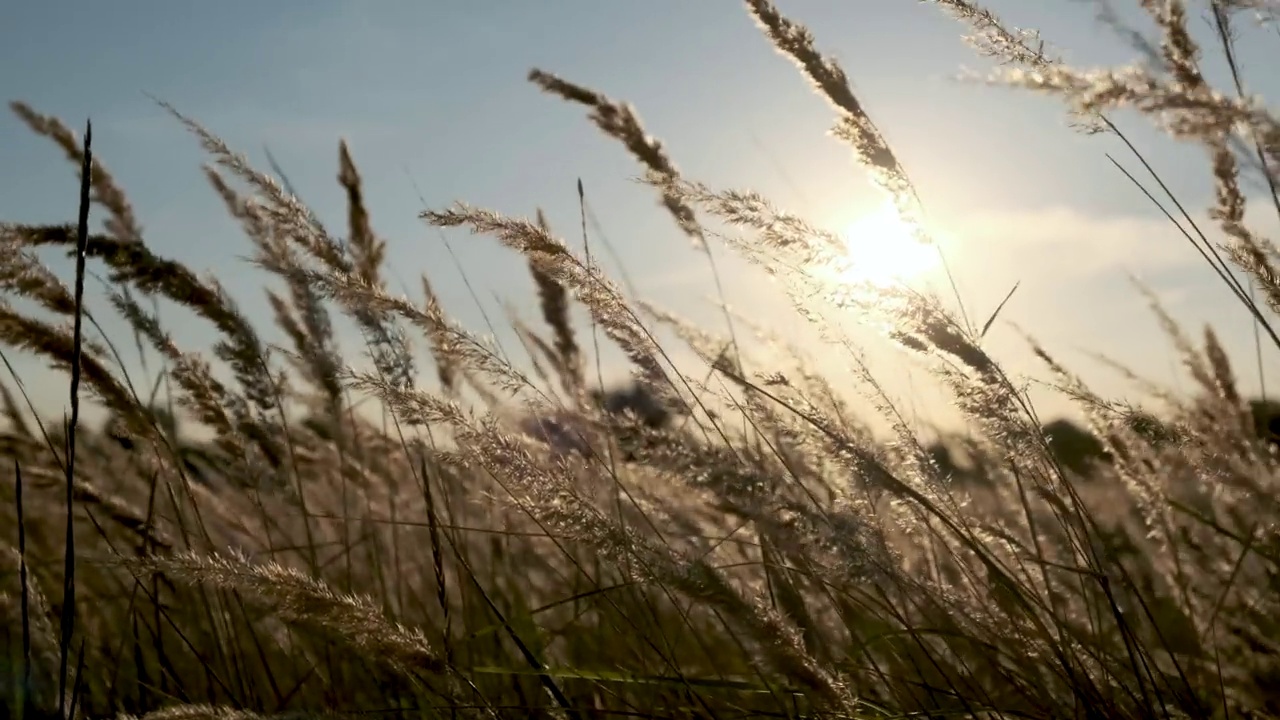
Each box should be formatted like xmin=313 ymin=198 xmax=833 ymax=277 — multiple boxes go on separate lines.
xmin=5 ymin=1 xmax=1280 ymax=717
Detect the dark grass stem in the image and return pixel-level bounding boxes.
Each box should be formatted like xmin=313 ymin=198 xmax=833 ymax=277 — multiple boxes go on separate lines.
xmin=15 ymin=459 xmax=33 ymax=717
xmin=58 ymin=117 xmax=92 ymax=720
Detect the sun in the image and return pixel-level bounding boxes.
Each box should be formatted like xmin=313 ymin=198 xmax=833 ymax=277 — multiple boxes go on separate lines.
xmin=835 ymin=201 xmax=938 ymax=287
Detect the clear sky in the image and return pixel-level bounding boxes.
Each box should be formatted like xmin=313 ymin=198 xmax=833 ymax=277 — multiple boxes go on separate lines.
xmin=3 ymin=1 xmax=1280 ymax=432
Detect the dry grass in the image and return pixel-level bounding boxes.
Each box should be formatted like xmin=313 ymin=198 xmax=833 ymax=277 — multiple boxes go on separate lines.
xmin=4 ymin=1 xmax=1280 ymax=718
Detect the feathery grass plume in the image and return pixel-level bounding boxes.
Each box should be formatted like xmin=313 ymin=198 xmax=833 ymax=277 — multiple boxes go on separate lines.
xmin=1210 ymin=1 xmax=1280 ymax=250
xmin=103 ymin=288 xmax=222 ymax=420
xmin=528 ymin=70 xmax=704 ymax=248
xmin=1142 ymin=0 xmax=1204 ymax=87
xmin=127 ymin=550 xmax=455 ymax=678
xmin=0 ymin=302 xmax=139 ymax=431
xmin=530 ymin=209 xmax=581 ymax=393
xmin=936 ymin=0 xmax=1280 ymax=359
xmin=53 ymin=229 xmax=295 ymax=481
xmin=167 ymin=102 xmax=417 ymax=393
xmin=15 ymin=225 xmax=282 ymax=419
xmin=424 ymin=204 xmax=674 ymax=397
xmin=329 ymin=141 xmax=421 ymax=406
xmin=878 ymin=287 xmax=998 ymax=378
xmin=206 ymin=168 xmax=345 ymax=413
xmin=336 ymin=141 xmax=388 ymax=290
xmin=290 ymin=257 xmax=530 ymax=398
xmin=9 ymin=102 xmax=143 ymax=242
xmin=636 ymin=175 xmax=867 ymax=354
xmin=974 ymin=2 xmax=1280 ymax=360
xmin=525 ymin=82 xmax=746 ymax=367
xmin=988 ymin=63 xmax=1280 ymax=152
xmin=265 ymin=289 xmax=342 ymax=407
xmin=638 ymin=174 xmax=919 ymax=359
xmin=645 ymin=177 xmax=846 ymax=265
xmin=1203 ymin=325 xmax=1243 ymax=410
xmin=525 ymin=69 xmax=750 ymax=401
xmin=743 ymin=0 xmax=926 ymax=241
xmin=1143 ymin=0 xmax=1280 ymax=330
xmin=419 ymin=275 xmax=458 ymax=395
xmin=962 ymin=0 xmax=1280 ymax=161
xmin=929 ymin=0 xmax=1059 ymax=69
xmin=925 ymin=0 xmax=1111 ymax=134
xmin=344 ymin=371 xmax=468 ymax=431
xmin=159 ymin=101 xmax=346 ymax=269
xmin=1210 ymin=140 xmax=1280 ymax=314
xmin=0 ymin=227 xmax=80 ymax=317
xmin=106 ymin=287 xmax=280 ymax=486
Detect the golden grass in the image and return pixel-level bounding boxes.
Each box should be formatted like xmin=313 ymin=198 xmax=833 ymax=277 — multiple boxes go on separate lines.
xmin=3 ymin=1 xmax=1280 ymax=717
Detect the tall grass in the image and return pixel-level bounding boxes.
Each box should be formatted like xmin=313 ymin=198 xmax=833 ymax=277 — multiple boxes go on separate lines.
xmin=3 ymin=0 xmax=1280 ymax=717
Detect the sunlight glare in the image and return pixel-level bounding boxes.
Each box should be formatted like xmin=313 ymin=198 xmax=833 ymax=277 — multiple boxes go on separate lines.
xmin=837 ymin=201 xmax=938 ymax=287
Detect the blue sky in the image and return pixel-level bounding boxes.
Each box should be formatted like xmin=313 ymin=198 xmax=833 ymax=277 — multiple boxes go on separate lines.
xmin=3 ymin=1 xmax=1280 ymax=431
